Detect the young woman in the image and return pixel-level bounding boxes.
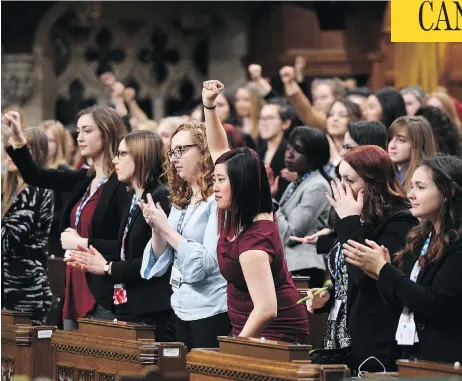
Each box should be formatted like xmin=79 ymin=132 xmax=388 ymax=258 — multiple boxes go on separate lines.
xmin=4 ymin=106 xmax=128 ymax=330
xmin=325 ymin=100 xmax=361 ymax=175
xmin=400 ymin=86 xmax=426 ymax=116
xmin=39 ymin=120 xmax=72 ymax=258
xmin=388 ymin=116 xmax=437 ymax=192
xmin=203 ymin=79 xmax=309 ymax=343
xmin=234 ymin=86 xmax=264 ymax=141
xmin=276 ymin=126 xmax=332 ymax=288
xmin=140 ymin=121 xmax=229 ymax=350
xmin=341 ymin=121 xmax=388 ymax=156
xmin=2 ymin=122 xmax=54 ymax=325
xmin=65 ymin=130 xmax=175 ymax=340
xmin=363 ymin=88 xmax=407 ymax=129
xmin=344 ymin=155 xmax=462 ymax=364
xmin=307 ymin=145 xmax=418 ymax=373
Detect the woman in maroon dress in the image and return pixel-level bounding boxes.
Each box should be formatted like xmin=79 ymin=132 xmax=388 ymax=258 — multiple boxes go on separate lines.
xmin=202 ymin=80 xmax=309 ymax=343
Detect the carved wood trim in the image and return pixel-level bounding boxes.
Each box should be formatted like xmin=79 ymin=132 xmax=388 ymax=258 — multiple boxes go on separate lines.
xmin=51 ymin=343 xmax=141 ymax=363
xmin=1 ymin=357 xmax=14 ymax=381
xmin=98 ymin=373 xmax=116 ymax=381
xmin=76 ymin=369 xmax=95 ymax=381
xmin=57 ymin=365 xmax=74 ymax=381
xmin=187 ymin=364 xmax=286 ymax=381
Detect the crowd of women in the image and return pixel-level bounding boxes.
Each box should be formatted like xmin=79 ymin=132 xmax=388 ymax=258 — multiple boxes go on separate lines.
xmin=2 ymin=58 xmax=462 ymax=375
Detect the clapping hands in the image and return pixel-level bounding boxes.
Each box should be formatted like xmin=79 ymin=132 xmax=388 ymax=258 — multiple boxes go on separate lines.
xmin=140 ymin=193 xmax=168 ymax=233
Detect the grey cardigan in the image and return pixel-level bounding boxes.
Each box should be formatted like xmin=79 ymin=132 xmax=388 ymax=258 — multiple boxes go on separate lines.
xmin=276 ymin=170 xmax=332 ymax=272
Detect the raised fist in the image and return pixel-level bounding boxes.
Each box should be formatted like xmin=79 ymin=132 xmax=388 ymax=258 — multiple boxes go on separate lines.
xmin=279 ymin=66 xmax=295 ymax=84
xmin=202 ymin=80 xmax=224 ymax=107
xmin=124 ymin=87 xmax=136 ymax=102
xmin=112 ymin=82 xmax=125 ymax=98
xmin=248 ymin=64 xmax=262 ymax=81
xmin=1 ymin=111 xmax=24 ymax=145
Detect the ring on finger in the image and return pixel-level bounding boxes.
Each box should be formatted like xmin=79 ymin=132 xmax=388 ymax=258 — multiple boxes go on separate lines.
xmin=356 ymin=250 xmax=364 ymax=257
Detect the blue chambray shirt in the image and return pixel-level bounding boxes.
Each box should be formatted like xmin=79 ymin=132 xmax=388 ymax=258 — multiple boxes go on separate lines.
xmin=140 ymin=195 xmax=228 ymax=321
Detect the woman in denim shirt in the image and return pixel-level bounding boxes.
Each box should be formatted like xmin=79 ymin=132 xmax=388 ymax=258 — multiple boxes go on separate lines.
xmin=140 ymin=121 xmax=229 ymax=350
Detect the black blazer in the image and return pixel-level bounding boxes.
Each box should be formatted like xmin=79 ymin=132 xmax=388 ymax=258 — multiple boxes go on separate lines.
xmin=6 ymin=145 xmax=130 ymax=311
xmin=103 ymin=184 xmax=173 ymax=317
xmin=377 ymin=237 xmax=462 ymax=364
xmin=323 ymin=209 xmax=418 ymax=371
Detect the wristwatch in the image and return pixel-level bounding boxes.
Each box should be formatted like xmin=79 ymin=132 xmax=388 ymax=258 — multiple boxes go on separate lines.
xmin=104 ymin=262 xmax=110 ymax=276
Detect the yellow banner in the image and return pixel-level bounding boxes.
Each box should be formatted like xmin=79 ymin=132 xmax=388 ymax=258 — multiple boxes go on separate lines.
xmin=391 ymin=0 xmax=462 ymax=42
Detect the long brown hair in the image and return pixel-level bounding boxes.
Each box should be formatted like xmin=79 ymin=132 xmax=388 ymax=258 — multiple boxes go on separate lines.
xmin=39 ymin=119 xmax=69 ymax=169
xmin=76 ymin=106 xmax=127 ymax=176
xmin=395 ymin=155 xmax=462 ymax=268
xmin=162 ymin=122 xmax=214 ymax=208
xmin=2 ymin=127 xmax=48 ymax=218
xmin=123 ymin=130 xmax=164 ymax=190
xmin=427 ymin=92 xmax=462 ymax=131
xmin=388 ymin=116 xmax=437 ymax=192
xmin=343 ymin=145 xmax=410 ymax=225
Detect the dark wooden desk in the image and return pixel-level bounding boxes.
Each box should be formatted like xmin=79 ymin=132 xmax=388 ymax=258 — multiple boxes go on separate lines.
xmin=1 ymin=309 xmax=56 ymax=381
xmin=52 ymin=318 xmax=187 ymax=380
xmin=397 ymin=359 xmax=462 ymax=379
xmin=187 ymin=336 xmax=350 ymax=381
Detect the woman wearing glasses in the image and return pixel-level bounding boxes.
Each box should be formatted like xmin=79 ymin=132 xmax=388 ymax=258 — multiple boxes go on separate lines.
xmin=3 ymin=106 xmax=128 ymax=330
xmin=65 ymin=130 xmax=175 ymax=341
xmin=140 ymin=122 xmax=229 ymax=350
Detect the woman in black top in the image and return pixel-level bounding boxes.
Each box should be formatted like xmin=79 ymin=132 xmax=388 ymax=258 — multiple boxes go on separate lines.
xmin=307 ymin=145 xmax=418 ymax=374
xmin=66 ymin=130 xmax=176 ymax=341
xmin=344 ymin=155 xmax=462 ymax=364
xmin=1 ymin=124 xmax=54 ymax=325
xmin=3 ymin=106 xmax=128 ymax=329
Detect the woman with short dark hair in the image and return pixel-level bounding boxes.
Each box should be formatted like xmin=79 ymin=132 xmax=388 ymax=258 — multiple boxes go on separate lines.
xmin=203 ymin=79 xmax=309 ymax=344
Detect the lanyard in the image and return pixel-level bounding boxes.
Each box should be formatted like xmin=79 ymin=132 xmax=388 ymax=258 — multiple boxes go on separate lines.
xmin=334 ymin=244 xmax=343 ymax=292
xmin=280 ymin=173 xmax=310 ymax=206
xmin=410 ymin=232 xmax=432 ymax=283
xmin=74 ymin=176 xmax=106 ymax=228
xmin=120 ymin=193 xmax=139 ymax=261
xmin=176 ymin=203 xmax=199 ymax=235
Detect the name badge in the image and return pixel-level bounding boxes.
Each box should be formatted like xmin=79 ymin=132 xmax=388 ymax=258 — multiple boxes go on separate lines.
xmin=396 ymin=321 xmax=416 ymax=345
xmin=170 ymin=265 xmax=182 ymax=289
xmin=329 ymin=299 xmax=342 ymax=321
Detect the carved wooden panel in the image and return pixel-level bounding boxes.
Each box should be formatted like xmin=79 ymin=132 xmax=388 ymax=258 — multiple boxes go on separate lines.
xmin=98 ymin=373 xmax=116 ymax=381
xmin=57 ymin=365 xmax=74 ymax=381
xmin=76 ymin=369 xmax=94 ymax=381
xmin=1 ymin=357 xmax=14 ymax=381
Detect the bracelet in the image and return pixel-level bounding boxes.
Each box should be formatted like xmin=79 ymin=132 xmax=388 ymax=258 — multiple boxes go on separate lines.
xmin=203 ymin=103 xmax=217 ymax=110
xmin=12 ymin=139 xmax=27 ymax=150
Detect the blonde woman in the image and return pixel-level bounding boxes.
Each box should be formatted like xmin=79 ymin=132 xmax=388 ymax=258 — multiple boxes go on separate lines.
xmin=1 ymin=121 xmax=54 ymax=325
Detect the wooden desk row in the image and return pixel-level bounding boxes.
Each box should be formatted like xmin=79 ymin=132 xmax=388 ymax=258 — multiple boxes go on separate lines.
xmin=3 ymin=308 xmax=461 ymax=381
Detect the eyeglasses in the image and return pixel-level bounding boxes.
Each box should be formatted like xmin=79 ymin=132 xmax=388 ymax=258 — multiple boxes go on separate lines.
xmin=167 ymin=144 xmax=197 ymax=159
xmin=116 ymin=150 xmax=130 ymax=159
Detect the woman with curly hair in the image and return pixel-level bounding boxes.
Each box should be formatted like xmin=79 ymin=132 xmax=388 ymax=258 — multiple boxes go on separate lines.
xmin=140 ymin=121 xmax=229 ymax=350
xmin=307 ymin=146 xmax=418 ymax=373
xmin=415 ymin=105 xmax=462 ymax=156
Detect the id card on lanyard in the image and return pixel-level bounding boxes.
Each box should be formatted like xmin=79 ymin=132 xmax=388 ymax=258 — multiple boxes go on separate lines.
xmin=396 ymin=233 xmax=431 ymax=345
xmin=170 ymin=203 xmax=199 ymax=288
xmin=74 ymin=176 xmax=107 ymax=229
